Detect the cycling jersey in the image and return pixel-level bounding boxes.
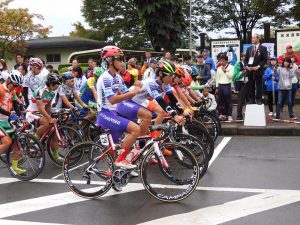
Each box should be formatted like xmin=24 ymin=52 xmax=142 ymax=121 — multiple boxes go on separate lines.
xmin=96 ymin=71 xmax=128 ymax=111
xmin=23 ymin=70 xmax=48 ymax=100
xmin=74 ymin=76 xmax=87 ymax=92
xmin=53 ymin=84 xmax=76 ymax=109
xmin=79 ymin=77 xmax=96 ymax=105
xmin=27 ymin=85 xmax=55 ymax=112
xmin=0 ymin=83 xmax=17 ymax=128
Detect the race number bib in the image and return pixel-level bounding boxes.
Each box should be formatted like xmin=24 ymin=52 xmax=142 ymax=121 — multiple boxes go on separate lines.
xmin=100 ymin=134 xmax=109 ymax=146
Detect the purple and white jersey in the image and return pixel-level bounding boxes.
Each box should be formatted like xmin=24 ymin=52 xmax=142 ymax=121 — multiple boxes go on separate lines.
xmin=96 ymin=70 xmax=128 ymax=111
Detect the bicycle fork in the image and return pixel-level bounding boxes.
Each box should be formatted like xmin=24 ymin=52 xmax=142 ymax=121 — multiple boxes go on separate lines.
xmin=153 ymin=142 xmax=169 ymax=169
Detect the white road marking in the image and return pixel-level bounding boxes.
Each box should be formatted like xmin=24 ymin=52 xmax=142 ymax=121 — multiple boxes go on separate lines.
xmin=51 ymin=161 xmax=90 ymax=180
xmin=138 ymin=190 xmax=300 ymax=225
xmin=208 ymin=137 xmax=231 ymax=168
xmin=0 ymin=177 xmax=19 ymax=185
xmin=0 ymin=219 xmax=70 ymax=225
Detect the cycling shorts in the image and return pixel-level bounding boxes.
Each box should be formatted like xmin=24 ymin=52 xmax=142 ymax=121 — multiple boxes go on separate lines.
xmin=116 ymin=100 xmax=143 ymax=122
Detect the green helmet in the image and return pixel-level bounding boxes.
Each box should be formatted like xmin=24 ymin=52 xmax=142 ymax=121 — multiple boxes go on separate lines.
xmin=157 ymin=59 xmax=176 ymax=76
xmin=93 ymin=67 xmax=104 ymax=77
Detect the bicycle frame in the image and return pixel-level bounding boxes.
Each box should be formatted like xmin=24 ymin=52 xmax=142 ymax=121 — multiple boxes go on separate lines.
xmin=39 ymin=121 xmax=63 ymax=144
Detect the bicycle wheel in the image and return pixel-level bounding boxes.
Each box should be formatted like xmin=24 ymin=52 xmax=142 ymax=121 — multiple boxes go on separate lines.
xmin=46 ymin=126 xmax=84 ymax=167
xmin=0 ymin=153 xmax=7 ymax=164
xmin=183 ymin=120 xmax=215 ymax=161
xmin=63 ymin=142 xmax=113 ymax=199
xmin=195 ymin=111 xmax=220 ymax=142
xmin=6 ymin=134 xmax=45 ymax=181
xmin=140 ymin=142 xmax=200 ymax=202
xmin=172 ymin=133 xmax=208 ymax=179
xmin=79 ymin=119 xmax=103 ymax=142
xmin=66 ymin=122 xmax=85 ymax=140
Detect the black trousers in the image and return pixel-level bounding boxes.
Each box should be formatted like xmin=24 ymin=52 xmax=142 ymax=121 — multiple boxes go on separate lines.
xmin=267 ymin=91 xmax=278 ymax=113
xmin=236 ymin=82 xmax=248 ymax=118
xmin=248 ymin=71 xmax=263 ymax=103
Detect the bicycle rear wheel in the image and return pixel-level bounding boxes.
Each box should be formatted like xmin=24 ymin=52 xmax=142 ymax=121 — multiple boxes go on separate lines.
xmin=195 ymin=111 xmax=220 ymax=142
xmin=172 ymin=133 xmax=208 ymax=179
xmin=6 ymin=134 xmax=45 ymax=181
xmin=63 ymin=142 xmax=113 ymax=199
xmin=47 ymin=126 xmax=84 ymax=167
xmin=140 ymin=142 xmax=200 ymax=202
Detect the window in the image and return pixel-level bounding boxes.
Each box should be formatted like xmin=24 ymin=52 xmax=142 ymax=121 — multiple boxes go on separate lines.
xmin=46 ymin=54 xmax=61 ymax=63
xmin=291 ymin=33 xmax=294 ymax=37
xmin=297 ymin=33 xmax=300 ymax=37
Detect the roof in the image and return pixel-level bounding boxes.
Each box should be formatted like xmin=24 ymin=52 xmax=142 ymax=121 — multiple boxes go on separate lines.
xmin=26 ymin=36 xmax=108 ymax=50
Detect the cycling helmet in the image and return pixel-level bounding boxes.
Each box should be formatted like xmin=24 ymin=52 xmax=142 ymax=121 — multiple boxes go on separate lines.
xmin=191 ymin=66 xmax=199 ymax=77
xmin=101 ymin=46 xmax=124 ymax=60
xmin=175 ymin=65 xmax=185 ymax=77
xmin=47 ymin=73 xmax=61 ymax=85
xmin=181 ymin=65 xmax=192 ymax=74
xmin=157 ymin=60 xmax=176 ymax=76
xmin=29 ymin=57 xmax=43 ymax=69
xmin=182 ymin=71 xmax=192 ymax=87
xmin=8 ymin=70 xmax=23 ymax=86
xmin=93 ymin=67 xmax=104 ymax=77
xmin=62 ymin=72 xmax=74 ymax=81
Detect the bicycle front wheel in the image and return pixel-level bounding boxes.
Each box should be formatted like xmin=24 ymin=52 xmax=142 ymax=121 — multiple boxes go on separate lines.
xmin=140 ymin=142 xmax=200 ymax=202
xmin=6 ymin=134 xmax=45 ymax=181
xmin=47 ymin=126 xmax=84 ymax=167
xmin=63 ymin=142 xmax=113 ymax=199
xmin=0 ymin=153 xmax=7 ymax=164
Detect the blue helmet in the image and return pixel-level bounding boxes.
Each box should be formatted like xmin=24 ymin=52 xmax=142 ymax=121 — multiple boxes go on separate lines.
xmin=191 ymin=66 xmax=199 ymax=76
xmin=62 ymin=72 xmax=74 ymax=81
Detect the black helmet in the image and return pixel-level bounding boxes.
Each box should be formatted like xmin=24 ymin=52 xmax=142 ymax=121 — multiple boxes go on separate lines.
xmin=47 ymin=73 xmax=61 ymax=85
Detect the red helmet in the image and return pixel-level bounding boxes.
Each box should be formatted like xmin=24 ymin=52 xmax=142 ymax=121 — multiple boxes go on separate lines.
xmin=182 ymin=71 xmax=192 ymax=87
xmin=101 ymin=46 xmax=124 ymax=60
xmin=175 ymin=65 xmax=185 ymax=77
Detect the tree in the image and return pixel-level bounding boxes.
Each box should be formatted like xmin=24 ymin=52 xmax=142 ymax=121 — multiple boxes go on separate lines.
xmin=78 ymin=0 xmax=151 ymax=50
xmin=134 ymin=0 xmax=187 ymax=53
xmin=0 ymin=0 xmax=51 ymax=59
xmin=197 ymin=0 xmax=296 ymax=43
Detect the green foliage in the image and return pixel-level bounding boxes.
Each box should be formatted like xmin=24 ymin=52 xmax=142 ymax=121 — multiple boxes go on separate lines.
xmin=58 ymin=63 xmax=88 ymax=75
xmin=196 ymin=0 xmax=297 ymax=43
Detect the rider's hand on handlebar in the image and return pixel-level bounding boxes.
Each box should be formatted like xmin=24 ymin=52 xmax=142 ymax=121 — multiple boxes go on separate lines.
xmin=174 ymin=115 xmax=185 ymax=126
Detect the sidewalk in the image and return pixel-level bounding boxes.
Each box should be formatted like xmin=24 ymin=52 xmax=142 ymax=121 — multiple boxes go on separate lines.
xmin=221 ymin=104 xmax=300 ymax=136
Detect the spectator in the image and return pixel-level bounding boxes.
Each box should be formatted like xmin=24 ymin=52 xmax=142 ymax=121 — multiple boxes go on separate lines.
xmin=119 ymin=62 xmax=134 ymax=88
xmin=0 ymin=59 xmax=9 ymax=81
xmin=195 ymin=54 xmax=211 ymax=85
xmin=72 ymin=66 xmax=86 ymax=92
xmin=202 ymin=87 xmax=217 ymax=112
xmin=13 ymin=53 xmax=28 ymax=70
xmin=233 ymin=53 xmax=248 ymax=120
xmin=17 ymin=65 xmax=27 ymax=76
xmin=275 ymin=58 xmax=297 ymax=120
xmin=46 ymin=65 xmax=54 ymax=73
xmin=202 ymin=49 xmax=216 ymax=71
xmin=278 ymin=44 xmax=300 ymax=66
xmin=164 ymin=51 xmax=172 ymax=60
xmin=216 ymin=54 xmax=234 ymax=121
xmin=190 ymin=66 xmax=204 ymax=97
xmin=264 ymin=56 xmax=279 ymax=117
xmin=170 ymin=56 xmax=179 ymax=65
xmin=143 ymin=58 xmax=157 ymax=80
xmin=69 ymin=59 xmax=79 ymax=71
xmin=141 ymin=51 xmax=152 ymax=75
xmin=84 ymin=58 xmax=95 ymax=78
xmin=205 ymin=61 xmax=216 ymax=93
xmin=127 ymin=58 xmax=139 ymax=83
xmin=183 ymin=55 xmax=193 ymax=66
xmin=291 ymin=57 xmax=299 ymax=113
xmin=245 ymin=34 xmax=268 ymax=105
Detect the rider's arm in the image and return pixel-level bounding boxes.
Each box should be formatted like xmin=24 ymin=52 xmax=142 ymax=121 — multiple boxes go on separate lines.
xmin=0 ymin=107 xmax=11 ymax=116
xmin=188 ymin=88 xmax=202 ymax=102
xmin=74 ymin=92 xmax=86 ymax=108
xmin=172 ymin=85 xmax=193 ymax=109
xmin=36 ymin=100 xmax=52 ymax=121
xmin=61 ymin=95 xmax=76 ymax=109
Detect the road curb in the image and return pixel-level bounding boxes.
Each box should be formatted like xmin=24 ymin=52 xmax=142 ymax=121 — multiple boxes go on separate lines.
xmin=221 ymin=125 xmax=300 ymax=136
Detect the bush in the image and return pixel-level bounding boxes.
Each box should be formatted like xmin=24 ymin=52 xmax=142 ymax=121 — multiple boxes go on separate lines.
xmin=58 ymin=63 xmax=89 ymax=75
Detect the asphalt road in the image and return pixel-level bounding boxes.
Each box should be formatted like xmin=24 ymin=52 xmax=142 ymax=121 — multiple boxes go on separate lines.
xmin=0 ymin=136 xmax=299 ymax=225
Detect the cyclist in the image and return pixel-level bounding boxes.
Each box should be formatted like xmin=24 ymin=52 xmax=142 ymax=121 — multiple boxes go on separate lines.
xmin=0 ymin=71 xmax=25 ymax=174
xmin=26 ymin=74 xmax=62 ymax=160
xmin=23 ymin=58 xmax=48 ymax=108
xmin=97 ymin=46 xmax=142 ymax=169
xmin=52 ymin=72 xmax=86 ymax=111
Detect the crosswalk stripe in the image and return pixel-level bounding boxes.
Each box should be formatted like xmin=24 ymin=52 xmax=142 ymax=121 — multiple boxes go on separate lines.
xmin=0 ymin=177 xmax=19 ymax=185
xmin=0 ymin=219 xmax=71 ymax=225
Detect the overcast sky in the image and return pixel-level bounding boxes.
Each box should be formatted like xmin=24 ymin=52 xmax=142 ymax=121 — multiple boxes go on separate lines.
xmin=8 ymin=0 xmax=262 ymax=41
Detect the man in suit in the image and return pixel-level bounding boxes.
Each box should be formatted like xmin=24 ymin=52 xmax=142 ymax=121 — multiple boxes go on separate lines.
xmin=245 ymin=34 xmax=268 ymax=105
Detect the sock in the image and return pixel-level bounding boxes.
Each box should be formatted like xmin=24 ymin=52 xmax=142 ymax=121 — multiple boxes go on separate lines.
xmin=116 ymin=147 xmax=131 ymax=162
xmin=35 ymin=133 xmax=40 ymax=139
xmin=52 ymin=149 xmax=59 ymax=159
xmin=12 ymin=159 xmax=18 ymax=169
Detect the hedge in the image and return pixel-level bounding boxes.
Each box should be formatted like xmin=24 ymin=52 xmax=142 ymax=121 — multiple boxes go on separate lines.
xmin=58 ymin=63 xmax=89 ymax=75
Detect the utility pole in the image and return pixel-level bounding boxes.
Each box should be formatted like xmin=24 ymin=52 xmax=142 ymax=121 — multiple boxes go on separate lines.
xmin=189 ymin=0 xmax=192 ymax=56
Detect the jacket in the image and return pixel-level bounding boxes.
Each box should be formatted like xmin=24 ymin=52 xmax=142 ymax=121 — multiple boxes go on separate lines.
xmin=276 ymin=67 xmax=295 ymax=90
xmin=263 ymin=66 xmax=279 ymax=92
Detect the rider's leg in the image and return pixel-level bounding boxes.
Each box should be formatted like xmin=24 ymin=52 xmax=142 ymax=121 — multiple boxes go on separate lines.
xmin=136 ymin=108 xmax=152 ymax=136
xmin=11 ymin=140 xmax=27 ymax=174
xmin=36 ymin=117 xmax=51 ymax=138
xmin=0 ymin=136 xmax=12 ymax=154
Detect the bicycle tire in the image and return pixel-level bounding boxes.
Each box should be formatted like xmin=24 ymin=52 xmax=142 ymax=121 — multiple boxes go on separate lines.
xmin=66 ymin=122 xmax=85 ymax=140
xmin=171 ymin=133 xmax=208 ymax=179
xmin=0 ymin=153 xmax=7 ymax=164
xmin=140 ymin=142 xmax=200 ymax=202
xmin=63 ymin=142 xmax=113 ymax=199
xmin=79 ymin=119 xmax=103 ymax=142
xmin=46 ymin=126 xmax=84 ymax=167
xmin=183 ymin=120 xmax=215 ymax=161
xmin=6 ymin=133 xmax=45 ymax=181
xmin=195 ymin=111 xmax=220 ymax=142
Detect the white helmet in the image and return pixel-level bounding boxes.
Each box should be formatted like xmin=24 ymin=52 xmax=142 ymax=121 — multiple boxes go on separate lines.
xmin=8 ymin=70 xmax=23 ymax=86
